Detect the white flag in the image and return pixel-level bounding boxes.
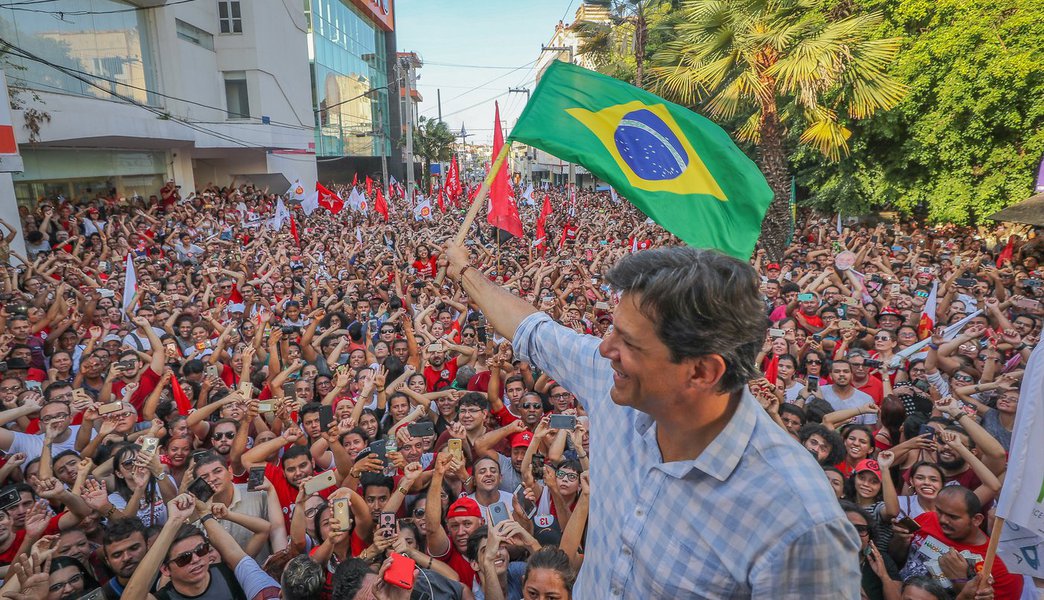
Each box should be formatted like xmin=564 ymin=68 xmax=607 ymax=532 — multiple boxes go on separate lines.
xmin=122 ymin=254 xmax=137 ymax=318
xmin=414 ymin=198 xmax=432 ymax=221
xmin=269 ymin=198 xmax=290 ymax=230
xmin=287 ymin=179 xmax=307 ymax=202
xmin=521 ymin=184 xmax=534 ymax=206
xmin=355 ymin=227 xmax=363 ymax=245
xmin=610 ymin=188 xmax=620 ymax=204
xmin=301 ymin=190 xmax=319 ymax=216
xmin=994 ymin=343 xmax=1044 ymax=577
xmin=890 ymin=310 xmax=984 ymax=368
xmin=836 ymin=213 xmax=843 ymax=234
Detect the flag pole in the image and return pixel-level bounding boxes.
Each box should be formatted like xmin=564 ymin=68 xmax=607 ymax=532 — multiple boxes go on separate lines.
xmin=978 ymin=516 xmax=1005 ymax=592
xmin=435 ymin=141 xmax=513 ymax=284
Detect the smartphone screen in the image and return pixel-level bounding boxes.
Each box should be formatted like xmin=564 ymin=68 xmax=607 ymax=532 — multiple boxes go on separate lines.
xmin=806 ymin=376 xmax=819 ymax=393
xmin=548 ymin=415 xmax=576 ymax=431
xmin=513 ymin=484 xmax=536 ymax=518
xmin=247 ymin=466 xmax=265 ymax=491
xmin=187 ymin=477 xmax=215 ymax=502
xmin=319 ymin=405 xmax=334 ymax=430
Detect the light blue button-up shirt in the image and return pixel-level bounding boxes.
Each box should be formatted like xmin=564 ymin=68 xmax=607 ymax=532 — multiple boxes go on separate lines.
xmin=513 ymin=312 xmax=861 ymax=599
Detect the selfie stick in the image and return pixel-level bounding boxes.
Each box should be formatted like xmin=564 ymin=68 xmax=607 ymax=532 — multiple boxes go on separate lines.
xmin=434 ymin=141 xmax=512 ymax=285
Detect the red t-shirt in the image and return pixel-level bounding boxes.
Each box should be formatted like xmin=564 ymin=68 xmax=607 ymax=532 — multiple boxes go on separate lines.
xmin=0 ymin=530 xmax=25 ymax=566
xmin=423 ymin=357 xmax=458 ymax=393
xmin=857 ymin=376 xmax=884 ymax=405
xmin=265 ymin=463 xmax=334 ymax=530
xmin=433 ymin=542 xmax=476 ymax=588
xmin=910 ymin=512 xmax=1022 ymax=599
xmin=412 ymin=257 xmax=438 ymax=279
xmin=128 ymin=366 xmax=162 ymax=418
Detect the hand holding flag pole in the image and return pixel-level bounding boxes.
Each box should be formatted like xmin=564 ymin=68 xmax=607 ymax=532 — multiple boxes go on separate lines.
xmin=434 ymin=141 xmax=513 ymax=285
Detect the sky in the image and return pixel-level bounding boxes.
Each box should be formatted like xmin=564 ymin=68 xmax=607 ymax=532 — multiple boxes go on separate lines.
xmin=395 ymin=0 xmax=579 ymax=145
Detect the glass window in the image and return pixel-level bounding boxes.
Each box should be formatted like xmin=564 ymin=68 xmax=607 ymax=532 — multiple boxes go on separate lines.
xmin=175 ymin=19 xmax=215 ymax=51
xmin=218 ymin=1 xmax=242 ymax=34
xmin=223 ymin=72 xmax=249 ymax=119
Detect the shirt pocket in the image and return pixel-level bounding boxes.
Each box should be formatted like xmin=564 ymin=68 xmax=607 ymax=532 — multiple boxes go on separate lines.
xmin=633 ymin=535 xmax=743 ymax=598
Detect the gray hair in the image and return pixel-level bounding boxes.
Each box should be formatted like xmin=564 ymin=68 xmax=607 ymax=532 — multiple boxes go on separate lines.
xmin=281 ymin=555 xmax=325 ymax=600
xmin=605 ymin=247 xmax=767 ymax=393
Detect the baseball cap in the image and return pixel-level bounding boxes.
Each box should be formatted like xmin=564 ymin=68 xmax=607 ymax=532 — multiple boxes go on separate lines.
xmin=766 ymin=263 xmax=781 ymax=271
xmin=509 ymin=431 xmax=533 ymax=449
xmin=446 ymin=497 xmax=482 ymax=521
xmin=854 ymin=458 xmax=882 ymax=481
xmin=103 ymin=334 xmax=122 ymax=344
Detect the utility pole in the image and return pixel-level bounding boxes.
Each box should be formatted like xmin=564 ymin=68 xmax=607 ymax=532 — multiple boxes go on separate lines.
xmin=508 ymin=87 xmax=531 ymax=185
xmin=541 ymin=44 xmax=576 ymax=189
xmin=437 ymin=89 xmax=442 ymax=123
xmin=401 ymin=56 xmax=416 ymax=197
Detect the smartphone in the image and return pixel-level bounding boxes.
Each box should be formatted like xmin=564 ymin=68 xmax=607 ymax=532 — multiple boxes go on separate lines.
xmin=0 ymin=486 xmax=20 ymax=510
xmin=383 ymin=552 xmax=416 ymax=590
xmin=257 ymin=401 xmax=274 ymax=414
xmin=955 ymin=278 xmax=977 ymax=287
xmin=594 ymin=301 xmax=610 ymax=311
xmin=513 ymin=483 xmax=537 ymax=519
xmin=332 ymin=497 xmax=352 ymax=532
xmin=864 ymin=359 xmax=882 ymax=369
xmin=839 ymin=320 xmax=856 ymax=329
xmin=191 ymin=450 xmax=208 ymax=464
xmin=895 ymin=515 xmax=922 ymax=533
xmin=1023 ymin=278 xmax=1042 ymax=288
xmin=549 ymin=414 xmax=577 ymax=431
xmin=890 ymin=284 xmax=901 ymax=295
xmin=407 ymin=421 xmax=435 ymax=438
xmin=379 ymin=511 xmax=397 ymax=536
xmin=205 ymin=365 xmax=219 ymax=379
xmin=917 ymin=424 xmax=936 ymax=441
xmin=448 ymin=438 xmax=462 ymax=462
xmin=281 ymin=381 xmax=296 ymax=398
xmin=1015 ymin=298 xmax=1040 ymax=310
xmin=368 ymin=440 xmax=388 ymax=465
xmin=797 ymin=293 xmax=815 ymax=302
xmin=187 ymin=477 xmax=215 ymax=503
xmin=247 ymin=466 xmax=265 ymax=491
xmin=24 ymin=380 xmax=42 ymax=393
xmin=303 ymin=470 xmax=337 ymax=495
xmin=843 ymin=297 xmax=861 ymax=307
xmin=768 ymin=328 xmax=786 ymax=338
xmin=140 ymin=436 xmax=158 ymax=455
xmin=870 ymin=235 xmax=879 ymax=244
xmin=98 ymin=401 xmax=123 ymax=416
xmin=805 ymin=375 xmax=819 ymax=393
xmin=318 ymin=405 xmax=334 ymax=430
xmin=240 ymin=383 xmax=254 ymax=398
xmin=117 ymin=360 xmax=136 ymax=372
xmin=488 ymin=501 xmax=510 ymax=528
xmin=427 ymin=343 xmax=444 ymax=353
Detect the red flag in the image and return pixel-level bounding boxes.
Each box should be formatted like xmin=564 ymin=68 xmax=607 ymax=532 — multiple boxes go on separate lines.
xmin=352 ymin=173 xmax=358 ymax=187
xmin=536 ymin=194 xmax=552 ymax=256
xmin=437 ymin=186 xmax=446 ymax=213
xmin=764 ymin=354 xmax=779 ymax=385
xmin=917 ymin=280 xmax=938 ymax=340
xmin=170 ymin=371 xmax=193 ymax=415
xmin=448 ymin=155 xmax=461 ymax=201
xmin=997 ymin=237 xmax=1014 ymax=267
xmin=365 ymin=176 xmax=373 ymax=197
xmin=289 ymin=216 xmax=300 ymax=247
xmin=487 ymin=102 xmax=523 ymax=238
xmin=374 ymin=187 xmax=389 ymax=221
xmin=316 ymin=183 xmax=344 ymax=214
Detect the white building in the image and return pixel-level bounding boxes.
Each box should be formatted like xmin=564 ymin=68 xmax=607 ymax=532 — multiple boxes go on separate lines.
xmin=3 ymin=0 xmax=317 ymax=206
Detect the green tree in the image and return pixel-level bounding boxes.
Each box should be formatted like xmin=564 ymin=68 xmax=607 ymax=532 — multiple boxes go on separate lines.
xmin=799 ymin=0 xmax=1044 ymax=224
xmin=651 ymin=0 xmax=905 ymax=259
xmin=575 ymin=0 xmax=675 ymax=88
xmin=413 ymin=116 xmax=455 ymax=190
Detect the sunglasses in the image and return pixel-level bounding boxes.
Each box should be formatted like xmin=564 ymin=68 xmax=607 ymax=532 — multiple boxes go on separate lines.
xmin=412 ymin=508 xmax=426 ymax=517
xmin=875 ymin=336 xmax=892 ymax=341
xmin=520 ymin=403 xmax=542 ymax=410
xmin=805 ymin=360 xmax=822 ymax=365
xmin=852 ymin=524 xmax=869 ymax=535
xmin=167 ymin=541 xmax=211 ymax=567
xmin=212 ymin=431 xmax=235 ymax=441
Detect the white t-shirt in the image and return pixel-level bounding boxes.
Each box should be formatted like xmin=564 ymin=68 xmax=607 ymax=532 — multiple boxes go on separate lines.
xmin=784 ymin=381 xmax=806 ymax=404
xmin=8 ymin=426 xmax=81 ymax=463
xmin=821 ymin=385 xmax=878 ymax=425
xmin=108 ymin=490 xmax=167 ymax=527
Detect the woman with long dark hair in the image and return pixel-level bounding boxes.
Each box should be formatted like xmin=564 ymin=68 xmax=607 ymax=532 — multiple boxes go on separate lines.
xmin=47 ymin=556 xmax=101 ymax=600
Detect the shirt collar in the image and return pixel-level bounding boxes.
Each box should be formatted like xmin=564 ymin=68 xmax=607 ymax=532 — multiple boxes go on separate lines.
xmin=639 ymin=389 xmax=758 ymax=482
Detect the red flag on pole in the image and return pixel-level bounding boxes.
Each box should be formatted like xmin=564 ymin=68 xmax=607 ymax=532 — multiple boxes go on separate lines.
xmin=448 ymin=155 xmax=461 ymax=202
xmin=375 ymin=187 xmax=389 ymax=221
xmin=170 ymin=371 xmax=193 ymax=415
xmin=536 ymin=194 xmax=552 ymax=256
xmin=437 ymin=186 xmax=446 ymax=213
xmin=487 ymin=102 xmax=524 ymax=238
xmin=365 ymin=176 xmax=373 ymax=197
xmin=351 ymin=173 xmax=358 ymax=187
xmin=997 ymin=237 xmax=1014 ymax=267
xmin=316 ymin=183 xmax=344 ymax=214
xmin=289 ymin=215 xmax=300 ymax=247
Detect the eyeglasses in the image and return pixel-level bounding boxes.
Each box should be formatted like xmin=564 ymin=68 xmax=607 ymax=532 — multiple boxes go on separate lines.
xmin=555 ymin=470 xmax=579 ymax=482
xmin=212 ymin=431 xmax=235 ymax=441
xmin=120 ymin=459 xmax=136 ymax=468
xmin=412 ymin=508 xmax=426 ymax=517
xmin=875 ymin=335 xmax=892 ymax=341
xmin=550 ymin=393 xmax=572 ymax=400
xmin=167 ymin=541 xmax=211 ymax=567
xmin=40 ymin=413 xmax=70 ymax=423
xmin=520 ymin=403 xmax=542 ymax=410
xmin=0 ymin=386 xmax=21 ymax=393
xmin=458 ymin=407 xmax=483 ymax=415
xmin=805 ymin=360 xmax=822 ymax=365
xmin=461 ymin=332 xmax=476 ymax=338
xmin=304 ymin=505 xmax=324 ymax=518
xmin=852 ymin=524 xmax=870 ymax=536
xmin=48 ymin=572 xmax=83 ymax=593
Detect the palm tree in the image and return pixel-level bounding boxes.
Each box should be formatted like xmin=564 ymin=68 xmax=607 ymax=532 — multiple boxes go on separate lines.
xmin=651 ymin=0 xmax=905 ymax=259
xmin=575 ymin=0 xmax=673 ymax=88
xmin=414 ymin=116 xmax=455 ymax=190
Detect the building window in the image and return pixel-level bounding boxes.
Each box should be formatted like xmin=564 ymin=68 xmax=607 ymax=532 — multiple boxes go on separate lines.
xmin=176 ymin=19 xmax=215 ymax=50
xmin=218 ymin=1 xmax=242 ymax=34
xmin=223 ymin=72 xmax=249 ymax=119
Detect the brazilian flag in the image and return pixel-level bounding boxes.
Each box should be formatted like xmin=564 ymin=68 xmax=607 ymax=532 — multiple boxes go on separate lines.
xmin=508 ymin=61 xmax=772 ymax=259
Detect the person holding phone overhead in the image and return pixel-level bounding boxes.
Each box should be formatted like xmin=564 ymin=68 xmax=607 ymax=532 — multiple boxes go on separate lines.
xmin=440 ymin=241 xmax=860 ymax=598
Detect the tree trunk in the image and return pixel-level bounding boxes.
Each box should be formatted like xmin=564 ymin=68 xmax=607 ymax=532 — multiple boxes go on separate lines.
xmin=757 ymin=103 xmax=791 ymax=261
xmin=634 ymin=12 xmax=647 ymax=88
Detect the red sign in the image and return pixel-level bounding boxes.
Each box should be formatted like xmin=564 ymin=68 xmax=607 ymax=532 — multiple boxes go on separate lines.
xmin=351 ymin=0 xmax=394 ymax=31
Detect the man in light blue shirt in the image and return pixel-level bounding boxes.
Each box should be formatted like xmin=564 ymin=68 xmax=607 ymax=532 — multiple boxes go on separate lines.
xmin=442 ymin=242 xmax=860 ymax=599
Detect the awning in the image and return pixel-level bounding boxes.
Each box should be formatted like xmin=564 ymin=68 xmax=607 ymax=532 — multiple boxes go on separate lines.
xmin=987 ymin=193 xmax=1044 ymax=227
xmin=235 ymin=173 xmax=290 ymax=192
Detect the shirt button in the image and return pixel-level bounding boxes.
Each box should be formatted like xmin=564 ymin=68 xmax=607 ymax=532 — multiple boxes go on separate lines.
xmin=612 ymin=586 xmax=622 ymax=596
xmin=622 ymin=546 xmax=631 ymax=557
xmin=635 ymin=508 xmax=644 ymax=517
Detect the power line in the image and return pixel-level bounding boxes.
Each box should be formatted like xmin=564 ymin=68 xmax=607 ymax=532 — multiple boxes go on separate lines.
xmin=420 ymin=59 xmax=536 ymax=116
xmin=424 ymin=60 xmax=538 ymax=70
xmin=0 ymin=0 xmax=198 ymax=14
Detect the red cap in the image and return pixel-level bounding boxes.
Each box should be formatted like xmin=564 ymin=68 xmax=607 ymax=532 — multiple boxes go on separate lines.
xmin=509 ymin=431 xmax=533 ymax=449
xmin=854 ymin=458 xmax=882 ymax=481
xmin=766 ymin=263 xmax=781 ymax=271
xmin=446 ymin=497 xmax=482 ymax=520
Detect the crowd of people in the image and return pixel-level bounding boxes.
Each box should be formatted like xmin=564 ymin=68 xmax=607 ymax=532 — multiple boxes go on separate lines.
xmin=0 ymin=176 xmax=1037 ymax=600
